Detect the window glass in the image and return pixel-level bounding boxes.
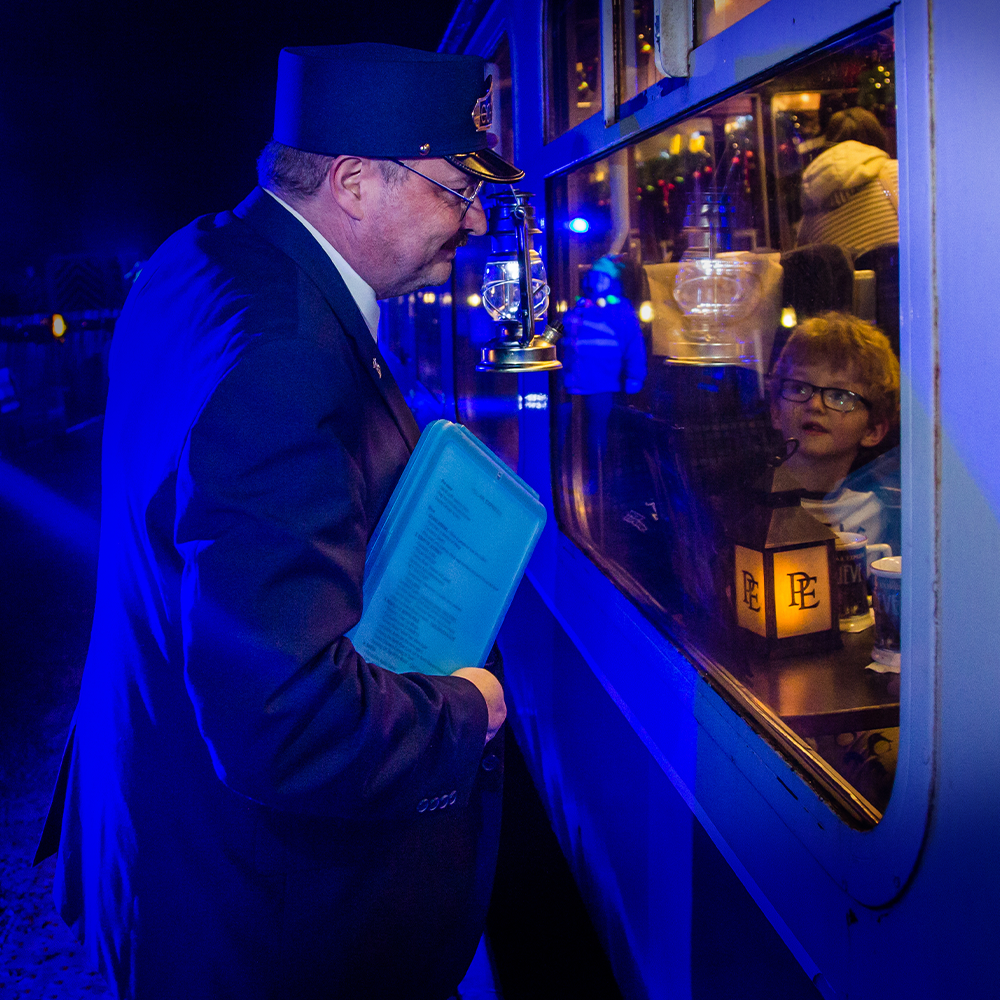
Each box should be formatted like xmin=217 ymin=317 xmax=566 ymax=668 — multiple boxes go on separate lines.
xmin=486 ymin=37 xmax=516 ymax=166
xmin=453 ymin=34 xmax=519 ymax=469
xmin=545 ymin=0 xmax=603 ymax=142
xmin=549 ymin=23 xmax=900 ymax=826
xmin=617 ymin=0 xmax=665 ymax=109
xmin=381 ymin=295 xmax=415 ymax=381
xmin=381 ymin=291 xmax=451 ymax=430
xmin=696 ymin=0 xmax=772 ymax=45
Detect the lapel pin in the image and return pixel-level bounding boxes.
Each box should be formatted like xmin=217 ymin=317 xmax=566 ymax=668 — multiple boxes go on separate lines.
xmin=373 ymin=357 xmax=382 ymax=379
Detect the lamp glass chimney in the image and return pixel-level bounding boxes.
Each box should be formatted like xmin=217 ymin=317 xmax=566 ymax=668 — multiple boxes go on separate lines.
xmin=482 ymin=251 xmax=549 ymax=323
xmin=475 ymin=189 xmax=562 ymax=373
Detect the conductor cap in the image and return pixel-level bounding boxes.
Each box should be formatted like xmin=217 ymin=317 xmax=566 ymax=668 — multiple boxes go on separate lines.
xmin=273 ymin=43 xmax=524 ymax=184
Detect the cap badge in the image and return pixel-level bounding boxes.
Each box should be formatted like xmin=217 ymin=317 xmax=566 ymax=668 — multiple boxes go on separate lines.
xmin=472 ymin=74 xmax=493 ymax=131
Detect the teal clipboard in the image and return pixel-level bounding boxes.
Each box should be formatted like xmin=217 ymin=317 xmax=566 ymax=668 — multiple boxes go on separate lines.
xmin=347 ymin=420 xmax=546 ymax=674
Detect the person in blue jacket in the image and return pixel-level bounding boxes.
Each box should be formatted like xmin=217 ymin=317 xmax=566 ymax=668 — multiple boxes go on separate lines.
xmin=34 ymin=44 xmax=521 ymax=1000
xmin=561 ymin=255 xmax=647 ymax=493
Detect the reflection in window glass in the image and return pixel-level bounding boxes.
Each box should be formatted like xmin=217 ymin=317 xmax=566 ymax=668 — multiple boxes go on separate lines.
xmin=486 ymin=35 xmax=515 ymax=166
xmin=696 ymin=0 xmax=772 ymax=45
xmin=545 ymin=0 xmax=602 ymax=141
xmin=617 ymin=0 xmax=665 ymax=109
xmin=381 ymin=292 xmax=451 ymax=430
xmin=548 ymin=23 xmax=900 ymax=825
xmin=454 ymin=35 xmax=519 ymax=469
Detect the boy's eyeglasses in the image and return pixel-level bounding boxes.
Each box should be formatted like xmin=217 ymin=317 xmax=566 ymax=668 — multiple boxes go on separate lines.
xmin=390 ymin=159 xmax=484 ymax=223
xmin=779 ymin=379 xmax=871 ymax=413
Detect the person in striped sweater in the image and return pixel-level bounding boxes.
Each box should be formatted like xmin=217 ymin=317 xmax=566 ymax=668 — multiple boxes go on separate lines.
xmin=796 ymin=107 xmax=898 ymax=258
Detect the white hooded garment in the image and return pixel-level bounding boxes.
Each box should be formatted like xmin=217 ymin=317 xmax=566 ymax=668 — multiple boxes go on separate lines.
xmin=796 ymin=140 xmax=899 ymax=257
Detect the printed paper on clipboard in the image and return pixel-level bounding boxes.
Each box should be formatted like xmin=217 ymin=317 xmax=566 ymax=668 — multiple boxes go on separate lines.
xmin=346 ymin=420 xmax=546 ymax=674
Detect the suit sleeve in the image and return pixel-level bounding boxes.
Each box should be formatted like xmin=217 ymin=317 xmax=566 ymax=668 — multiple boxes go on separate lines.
xmin=174 ymin=334 xmax=489 ymax=821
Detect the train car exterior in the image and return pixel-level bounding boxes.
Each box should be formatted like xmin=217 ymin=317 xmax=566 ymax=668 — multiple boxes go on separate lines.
xmin=378 ymin=1 xmax=999 ymax=997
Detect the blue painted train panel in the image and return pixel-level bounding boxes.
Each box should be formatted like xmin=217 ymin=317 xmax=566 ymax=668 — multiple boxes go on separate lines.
xmin=427 ymin=0 xmax=1000 ymax=996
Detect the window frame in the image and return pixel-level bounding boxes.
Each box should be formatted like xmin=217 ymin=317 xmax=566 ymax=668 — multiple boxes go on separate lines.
xmin=522 ymin=0 xmax=932 ymax=907
xmin=452 ymin=26 xmax=523 ymax=470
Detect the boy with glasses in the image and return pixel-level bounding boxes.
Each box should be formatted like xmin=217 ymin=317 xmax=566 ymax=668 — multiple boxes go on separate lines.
xmin=769 ymin=311 xmax=900 ymax=548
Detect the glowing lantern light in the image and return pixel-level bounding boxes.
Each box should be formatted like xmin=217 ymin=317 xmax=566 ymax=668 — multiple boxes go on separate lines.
xmin=731 ymin=466 xmax=839 ymax=657
xmin=51 ymin=314 xmax=67 ymax=338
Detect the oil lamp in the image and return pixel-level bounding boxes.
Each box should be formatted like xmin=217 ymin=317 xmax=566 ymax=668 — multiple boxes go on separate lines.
xmin=477 ymin=190 xmax=562 ymax=372
xmin=730 ymin=465 xmax=840 ymax=657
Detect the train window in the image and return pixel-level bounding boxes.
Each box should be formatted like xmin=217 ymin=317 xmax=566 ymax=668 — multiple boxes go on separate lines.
xmin=453 ymin=34 xmax=520 ymax=469
xmin=381 ymin=291 xmax=451 ymax=429
xmin=486 ymin=37 xmax=515 ymax=166
xmin=696 ymin=0 xmax=773 ymax=45
xmin=616 ymin=0 xmax=665 ymax=110
xmin=544 ymin=0 xmax=603 ymax=142
xmin=548 ymin=21 xmax=900 ymax=826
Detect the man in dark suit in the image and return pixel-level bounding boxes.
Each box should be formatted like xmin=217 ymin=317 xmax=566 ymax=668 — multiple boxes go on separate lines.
xmin=35 ymin=44 xmax=522 ymax=1000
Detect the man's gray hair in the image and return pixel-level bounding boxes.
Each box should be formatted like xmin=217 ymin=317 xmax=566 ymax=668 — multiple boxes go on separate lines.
xmin=257 ymin=141 xmax=406 ymax=200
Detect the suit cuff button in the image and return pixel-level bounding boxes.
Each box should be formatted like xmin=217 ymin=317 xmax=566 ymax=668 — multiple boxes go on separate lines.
xmin=418 ymin=798 xmax=428 ymax=813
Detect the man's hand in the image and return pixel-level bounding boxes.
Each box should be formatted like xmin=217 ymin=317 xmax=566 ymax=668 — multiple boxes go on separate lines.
xmin=451 ymin=667 xmax=507 ymax=744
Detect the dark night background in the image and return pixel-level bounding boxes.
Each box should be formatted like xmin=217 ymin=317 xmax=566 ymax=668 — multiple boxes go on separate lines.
xmin=0 ymin=0 xmax=459 ymax=282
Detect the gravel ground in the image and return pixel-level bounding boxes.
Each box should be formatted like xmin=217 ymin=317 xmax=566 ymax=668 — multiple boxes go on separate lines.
xmin=1 ymin=421 xmax=111 ymax=997
xmin=0 ymin=732 xmax=110 ymax=999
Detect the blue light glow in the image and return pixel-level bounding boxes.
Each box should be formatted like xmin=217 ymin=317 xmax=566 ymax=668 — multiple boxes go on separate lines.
xmin=0 ymin=458 xmax=100 ymax=556
xmin=566 ymin=217 xmax=590 ymax=234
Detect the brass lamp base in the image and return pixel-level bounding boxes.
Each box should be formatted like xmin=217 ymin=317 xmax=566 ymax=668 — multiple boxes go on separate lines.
xmin=477 ymin=325 xmax=562 ymax=372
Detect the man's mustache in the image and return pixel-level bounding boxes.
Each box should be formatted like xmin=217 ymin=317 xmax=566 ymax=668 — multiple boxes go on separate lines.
xmin=441 ymin=231 xmax=470 ymax=252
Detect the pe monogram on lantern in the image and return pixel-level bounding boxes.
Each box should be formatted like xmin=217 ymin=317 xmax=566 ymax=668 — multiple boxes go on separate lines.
xmin=730 ymin=465 xmax=840 ymax=658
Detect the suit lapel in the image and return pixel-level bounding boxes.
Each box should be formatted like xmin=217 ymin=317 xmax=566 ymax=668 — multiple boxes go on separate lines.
xmin=234 ymin=188 xmax=420 ymax=451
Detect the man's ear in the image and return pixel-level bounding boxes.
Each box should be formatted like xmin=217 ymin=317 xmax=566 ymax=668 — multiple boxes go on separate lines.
xmin=327 ymin=156 xmax=367 ymax=221
xmin=861 ymin=418 xmax=891 ymax=448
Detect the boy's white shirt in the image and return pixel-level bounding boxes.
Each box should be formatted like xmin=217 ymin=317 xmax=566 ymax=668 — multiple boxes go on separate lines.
xmin=802 ymin=487 xmax=889 ymax=549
